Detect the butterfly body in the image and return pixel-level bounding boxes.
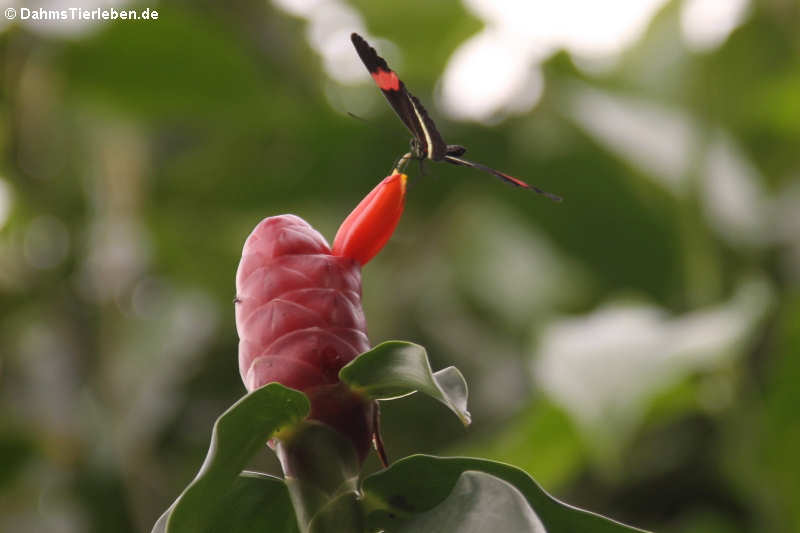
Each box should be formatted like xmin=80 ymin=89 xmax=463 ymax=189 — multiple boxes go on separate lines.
xmin=351 ymin=32 xmax=561 ymax=202
xmin=408 ymin=138 xmax=466 ymax=162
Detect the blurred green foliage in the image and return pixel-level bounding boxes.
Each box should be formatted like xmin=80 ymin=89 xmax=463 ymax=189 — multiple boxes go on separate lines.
xmin=1 ymin=1 xmax=798 ymax=532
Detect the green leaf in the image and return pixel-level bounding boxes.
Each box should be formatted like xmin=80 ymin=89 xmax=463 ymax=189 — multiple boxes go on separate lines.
xmin=154 ymin=472 xmax=299 ymax=533
xmin=339 ymin=341 xmax=471 ymax=425
xmin=153 ymin=383 xmax=309 ymax=533
xmin=362 ymin=455 xmax=649 ymax=533
xmin=369 ymin=470 xmax=547 ymax=533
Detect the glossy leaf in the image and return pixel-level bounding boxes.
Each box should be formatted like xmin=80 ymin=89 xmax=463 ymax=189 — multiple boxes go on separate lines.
xmin=369 ymin=470 xmax=547 ymax=533
xmin=154 ymin=472 xmax=299 ymax=533
xmin=339 ymin=341 xmax=471 ymax=425
xmin=362 ymin=455 xmax=649 ymax=533
xmin=153 ymin=383 xmax=309 ymax=533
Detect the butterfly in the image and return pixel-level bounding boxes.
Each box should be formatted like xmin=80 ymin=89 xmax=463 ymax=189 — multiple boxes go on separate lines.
xmin=351 ymin=33 xmax=561 ymax=202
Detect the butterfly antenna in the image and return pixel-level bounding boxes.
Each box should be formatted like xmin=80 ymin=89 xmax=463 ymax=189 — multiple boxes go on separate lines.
xmin=346 ymin=111 xmax=370 ymax=123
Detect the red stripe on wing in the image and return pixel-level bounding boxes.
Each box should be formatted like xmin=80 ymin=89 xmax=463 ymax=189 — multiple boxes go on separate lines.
xmin=371 ymin=68 xmax=400 ymax=91
xmin=443 ymin=155 xmax=562 ymax=202
xmin=495 ymin=171 xmax=531 ymax=188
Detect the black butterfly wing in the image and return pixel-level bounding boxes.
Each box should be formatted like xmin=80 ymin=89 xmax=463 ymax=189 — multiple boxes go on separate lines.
xmin=407 ymin=93 xmax=447 ymax=161
xmin=351 ymin=33 xmax=447 ymax=160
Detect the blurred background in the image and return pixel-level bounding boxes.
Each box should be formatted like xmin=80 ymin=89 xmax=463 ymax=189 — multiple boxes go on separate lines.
xmin=1 ymin=0 xmax=799 ymax=531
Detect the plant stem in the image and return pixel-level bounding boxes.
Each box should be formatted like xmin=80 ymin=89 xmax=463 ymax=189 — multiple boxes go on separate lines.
xmin=275 ymin=421 xmax=365 ymax=533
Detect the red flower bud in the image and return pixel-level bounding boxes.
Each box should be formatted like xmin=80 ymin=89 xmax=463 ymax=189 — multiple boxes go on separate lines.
xmin=332 ymin=172 xmax=407 ymax=265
